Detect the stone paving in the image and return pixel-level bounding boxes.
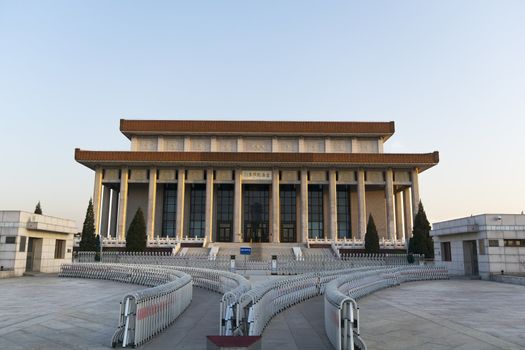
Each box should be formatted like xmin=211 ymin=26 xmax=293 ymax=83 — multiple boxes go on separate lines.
xmin=0 ymin=275 xmax=142 ymax=350
xmin=357 ymin=280 xmax=525 ymax=350
xmin=1 ymin=275 xmax=525 ymax=349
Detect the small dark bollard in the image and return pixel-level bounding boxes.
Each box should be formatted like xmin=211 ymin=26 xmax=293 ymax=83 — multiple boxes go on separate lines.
xmin=230 ymin=255 xmax=236 ymax=273
xmin=271 ymin=255 xmax=277 ymax=275
xmin=207 ymin=336 xmax=261 ymax=350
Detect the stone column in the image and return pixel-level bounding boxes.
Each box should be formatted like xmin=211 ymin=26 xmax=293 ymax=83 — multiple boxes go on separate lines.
xmin=92 ymin=168 xmax=103 ymax=235
xmin=328 ymin=170 xmax=337 ymax=240
xmin=100 ymin=186 xmax=111 ymax=237
xmin=205 ymin=168 xmax=214 ymax=243
xmin=272 ymin=169 xmax=280 ymax=243
xmin=411 ymin=168 xmax=420 ymax=220
xmin=403 ymin=188 xmax=413 ymax=242
xmin=176 ymin=169 xmax=186 ymax=239
xmin=300 ymin=170 xmax=308 ymax=242
xmin=146 ymin=168 xmax=157 ymax=241
xmin=117 ymin=168 xmax=129 ymax=240
xmin=233 ymin=169 xmax=242 ymax=243
xmin=109 ymin=190 xmax=119 ymax=237
xmin=357 ymin=170 xmax=367 ymax=240
xmin=395 ymin=191 xmax=404 ymax=241
xmin=385 ymin=169 xmax=395 ymax=241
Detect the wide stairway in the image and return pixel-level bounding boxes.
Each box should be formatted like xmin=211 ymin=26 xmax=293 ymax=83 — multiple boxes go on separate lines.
xmin=208 ymin=242 xmax=304 ymax=260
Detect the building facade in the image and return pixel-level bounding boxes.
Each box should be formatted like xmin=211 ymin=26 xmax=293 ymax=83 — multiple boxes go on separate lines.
xmin=0 ymin=211 xmax=76 ymax=278
xmin=431 ymin=214 xmax=525 ymax=279
xmin=75 ymin=120 xmax=438 ymax=247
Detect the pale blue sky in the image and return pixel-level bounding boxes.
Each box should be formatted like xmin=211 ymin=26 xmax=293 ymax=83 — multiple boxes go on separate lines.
xmin=1 ymin=1 xmax=524 ymax=229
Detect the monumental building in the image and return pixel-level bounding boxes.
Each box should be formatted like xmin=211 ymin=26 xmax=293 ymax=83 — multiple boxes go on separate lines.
xmin=75 ymin=119 xmax=438 ymax=249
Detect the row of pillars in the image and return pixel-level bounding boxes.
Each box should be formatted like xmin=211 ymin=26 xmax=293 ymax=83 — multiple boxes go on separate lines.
xmin=92 ymin=168 xmax=420 ymax=244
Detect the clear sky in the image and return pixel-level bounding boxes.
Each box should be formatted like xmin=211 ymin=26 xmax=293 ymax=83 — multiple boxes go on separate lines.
xmin=1 ymin=1 xmax=524 ymax=229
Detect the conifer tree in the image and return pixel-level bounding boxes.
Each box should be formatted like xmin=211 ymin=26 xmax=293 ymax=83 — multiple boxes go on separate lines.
xmin=34 ymin=201 xmax=42 ymax=215
xmin=364 ymin=214 xmax=380 ymax=253
xmin=409 ymin=201 xmax=434 ymax=258
xmin=79 ymin=199 xmax=97 ymax=251
xmin=126 ymin=207 xmax=147 ymax=252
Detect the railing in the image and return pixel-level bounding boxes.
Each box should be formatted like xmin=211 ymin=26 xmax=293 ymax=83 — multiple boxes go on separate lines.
xmin=324 ymin=266 xmax=449 ymax=350
xmin=74 ymin=251 xmax=423 ymax=274
xmin=234 ymin=267 xmax=385 ymax=337
xmin=62 ymin=260 xmax=251 ymax=341
xmin=73 ymin=236 xmax=205 ymax=248
xmin=59 ymin=263 xmax=193 ymax=348
xmin=309 ymin=237 xmax=407 ymax=250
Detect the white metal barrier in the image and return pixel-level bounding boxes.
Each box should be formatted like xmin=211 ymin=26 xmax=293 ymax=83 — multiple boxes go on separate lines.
xmin=324 ymin=265 xmax=449 ymax=350
xmin=235 ymin=267 xmax=386 ymax=337
xmin=60 ymin=263 xmax=193 ymax=348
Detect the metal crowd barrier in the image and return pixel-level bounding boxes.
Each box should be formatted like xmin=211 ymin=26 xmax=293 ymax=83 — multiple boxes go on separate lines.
xmin=233 ymin=267 xmax=386 ymax=337
xmin=324 ymin=265 xmax=449 ymax=350
xmin=59 ymin=263 xmax=193 ymax=348
xmin=74 ymin=251 xmax=423 ymax=275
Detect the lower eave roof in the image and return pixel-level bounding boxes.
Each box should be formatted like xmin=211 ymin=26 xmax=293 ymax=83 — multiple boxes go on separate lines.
xmin=75 ymin=149 xmax=439 ymax=172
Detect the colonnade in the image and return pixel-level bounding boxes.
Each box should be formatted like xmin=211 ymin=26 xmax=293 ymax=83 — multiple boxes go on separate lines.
xmin=92 ymin=168 xmax=420 ymax=245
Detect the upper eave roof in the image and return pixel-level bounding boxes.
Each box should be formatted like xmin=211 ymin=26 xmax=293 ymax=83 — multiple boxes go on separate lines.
xmin=75 ymin=149 xmax=439 ymax=171
xmin=119 ymin=119 xmax=396 ymax=139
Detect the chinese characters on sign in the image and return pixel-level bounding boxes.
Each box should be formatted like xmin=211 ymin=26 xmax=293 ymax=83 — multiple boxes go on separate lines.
xmin=242 ymin=170 xmax=273 ymax=181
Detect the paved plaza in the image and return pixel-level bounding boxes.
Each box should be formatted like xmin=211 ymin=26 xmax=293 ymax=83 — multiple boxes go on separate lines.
xmin=0 ymin=276 xmax=524 ymax=349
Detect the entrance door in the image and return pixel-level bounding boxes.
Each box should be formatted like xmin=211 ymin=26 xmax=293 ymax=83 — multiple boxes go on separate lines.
xmin=217 ymin=222 xmax=232 ymax=242
xmin=26 ymin=238 xmax=34 ymax=272
xmin=281 ymin=223 xmax=296 ymax=243
xmin=25 ymin=237 xmax=42 ymax=272
xmin=243 ymin=184 xmax=269 ymax=243
xmin=463 ymin=240 xmax=479 ymax=277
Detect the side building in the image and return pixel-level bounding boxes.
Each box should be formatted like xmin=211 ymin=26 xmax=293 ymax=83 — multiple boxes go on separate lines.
xmin=75 ymin=119 xmax=439 ymax=249
xmin=431 ymin=214 xmax=525 ymax=279
xmin=0 ymin=211 xmax=76 ymax=278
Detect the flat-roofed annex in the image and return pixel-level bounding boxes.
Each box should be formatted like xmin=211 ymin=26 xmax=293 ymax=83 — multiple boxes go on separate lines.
xmin=120 ymin=119 xmax=396 ymax=139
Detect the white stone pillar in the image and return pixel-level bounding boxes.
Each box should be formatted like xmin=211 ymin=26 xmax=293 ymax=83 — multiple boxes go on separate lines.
xmin=411 ymin=168 xmax=420 ymax=219
xmin=385 ymin=169 xmax=395 ymax=241
xmin=146 ymin=168 xmax=157 ymax=241
xmin=117 ymin=168 xmax=129 ymax=240
xmin=357 ymin=170 xmax=367 ymax=239
xmin=176 ymin=169 xmax=186 ymax=239
xmin=109 ymin=190 xmax=119 ymax=237
xmin=233 ymin=169 xmax=242 ymax=243
xmin=300 ymin=170 xmax=308 ymax=242
xmin=100 ymin=186 xmax=111 ymax=237
xmin=272 ymin=169 xmax=280 ymax=243
xmin=92 ymin=168 xmax=103 ymax=235
xmin=205 ymin=169 xmax=214 ymax=243
xmin=403 ymin=188 xmax=413 ymax=242
xmin=395 ymin=191 xmax=404 ymax=241
xmin=328 ymin=170 xmax=337 ymax=240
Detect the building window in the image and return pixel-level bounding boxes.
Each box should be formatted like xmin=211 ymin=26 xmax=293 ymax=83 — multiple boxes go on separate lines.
xmin=336 ymin=185 xmax=351 ymax=239
xmin=504 ymin=239 xmax=525 ymax=247
xmin=488 ymin=239 xmax=499 ymax=247
xmin=5 ymin=236 xmax=16 ymax=244
xmin=19 ymin=236 xmax=26 ymax=252
xmin=308 ymin=185 xmax=324 ymax=239
xmin=280 ymin=185 xmax=296 ymax=242
xmin=478 ymin=239 xmax=485 ymax=255
xmin=441 ymin=242 xmax=451 ymax=261
xmin=243 ymin=184 xmax=269 ymax=242
xmin=162 ymin=184 xmax=177 ymax=237
xmin=54 ymin=239 xmax=66 ymax=259
xmin=216 ymin=184 xmax=234 ymax=242
xmin=189 ymin=184 xmax=206 ymax=238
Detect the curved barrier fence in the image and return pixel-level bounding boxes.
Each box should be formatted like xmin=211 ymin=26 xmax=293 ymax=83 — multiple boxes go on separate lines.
xmin=233 ymin=267 xmax=386 ymax=337
xmin=75 ymin=251 xmax=423 ymax=274
xmin=60 ymin=263 xmax=193 ymax=348
xmin=324 ymin=266 xmax=448 ymax=350
xmin=60 ymin=262 xmax=251 ymax=346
